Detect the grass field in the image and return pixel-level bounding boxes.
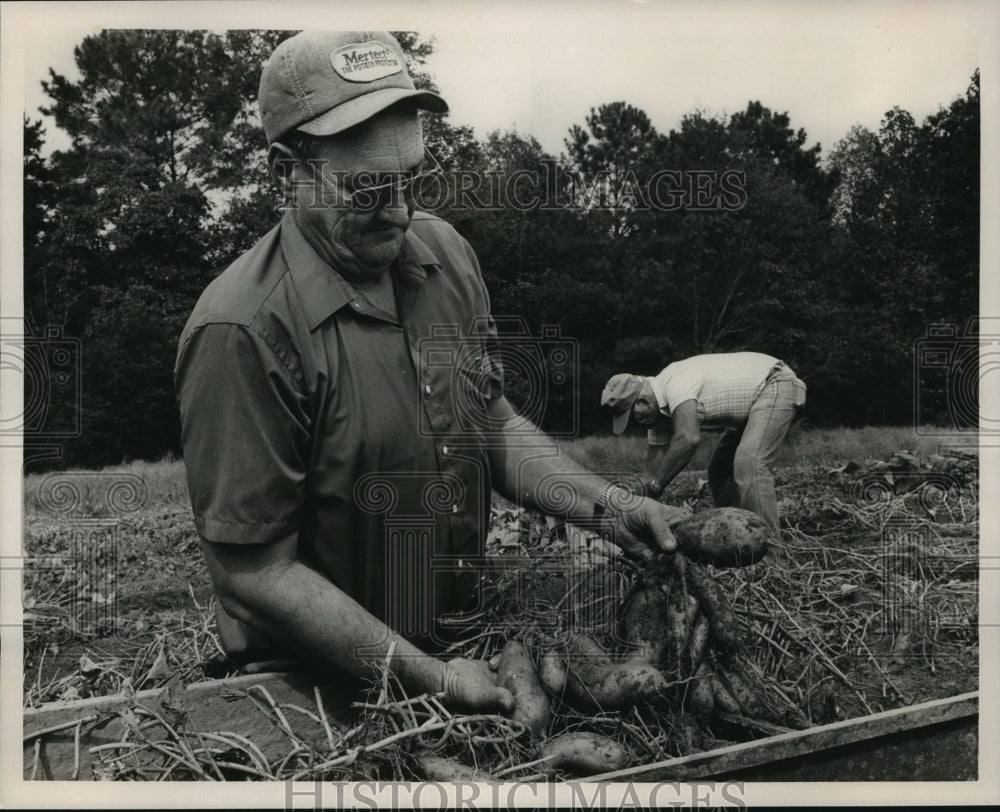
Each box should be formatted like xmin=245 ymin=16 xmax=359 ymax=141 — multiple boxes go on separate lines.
xmin=22 ymin=424 xmax=971 ymax=502
xmin=557 ymin=424 xmax=974 ymax=473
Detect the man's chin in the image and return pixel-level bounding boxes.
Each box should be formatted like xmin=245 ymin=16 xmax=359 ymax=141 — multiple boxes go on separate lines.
xmin=357 ymin=233 xmax=405 ymax=267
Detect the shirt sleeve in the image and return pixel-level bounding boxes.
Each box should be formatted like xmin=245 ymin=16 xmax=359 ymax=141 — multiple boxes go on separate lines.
xmin=662 ymin=367 xmax=702 ymax=416
xmin=175 ymin=323 xmax=309 ymax=545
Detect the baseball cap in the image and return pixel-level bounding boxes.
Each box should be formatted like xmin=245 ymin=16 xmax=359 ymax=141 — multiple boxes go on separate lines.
xmin=259 ymin=31 xmax=449 ymax=145
xmin=601 ymin=374 xmax=644 ymax=435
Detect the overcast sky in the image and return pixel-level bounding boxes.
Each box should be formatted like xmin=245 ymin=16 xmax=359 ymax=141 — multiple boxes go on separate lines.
xmin=10 ymin=0 xmax=992 ymax=162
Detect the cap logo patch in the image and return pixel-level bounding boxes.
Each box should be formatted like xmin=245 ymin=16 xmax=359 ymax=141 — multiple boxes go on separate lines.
xmin=331 ymin=41 xmax=403 ymax=82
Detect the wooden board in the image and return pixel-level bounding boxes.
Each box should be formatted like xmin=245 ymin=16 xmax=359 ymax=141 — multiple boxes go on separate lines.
xmin=23 ymin=671 xmax=358 ymax=781
xmin=579 ymin=691 xmax=978 ymax=782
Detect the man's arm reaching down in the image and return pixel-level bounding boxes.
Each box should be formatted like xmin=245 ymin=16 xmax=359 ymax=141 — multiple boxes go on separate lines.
xmin=646 ymin=399 xmax=701 ymax=497
xmin=199 ymin=533 xmax=512 ymax=712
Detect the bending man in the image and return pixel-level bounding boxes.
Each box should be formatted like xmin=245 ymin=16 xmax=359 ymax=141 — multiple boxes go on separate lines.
xmin=601 ymin=352 xmax=806 ymax=531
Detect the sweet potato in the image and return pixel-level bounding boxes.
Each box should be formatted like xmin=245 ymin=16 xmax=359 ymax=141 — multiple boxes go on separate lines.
xmin=538 ymin=649 xmax=568 ymax=697
xmin=565 ymin=632 xmax=669 ymax=711
xmin=686 ymin=561 xmax=745 ymax=650
xmin=670 ymin=507 xmax=772 ymax=567
xmin=687 ymin=613 xmax=711 ymax=668
xmin=539 ymin=732 xmax=630 ymax=776
xmin=418 ymin=755 xmax=497 ymax=782
xmin=709 ymin=672 xmax=743 ymax=715
xmin=664 ymin=590 xmax=691 ymax=673
xmin=722 ymin=669 xmax=765 ymax=718
xmin=497 ymin=640 xmax=551 ymax=736
xmin=619 ymin=583 xmax=670 ymax=665
xmin=687 ymin=661 xmax=715 ymax=721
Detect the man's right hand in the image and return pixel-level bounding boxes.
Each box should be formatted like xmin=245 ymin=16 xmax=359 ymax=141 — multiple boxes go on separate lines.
xmin=441 ymin=657 xmax=514 ymax=713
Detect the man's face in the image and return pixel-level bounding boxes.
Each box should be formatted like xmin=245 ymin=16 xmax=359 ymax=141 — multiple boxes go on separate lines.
xmin=631 ymin=380 xmax=659 ymax=426
xmin=287 ymin=108 xmax=425 ymax=281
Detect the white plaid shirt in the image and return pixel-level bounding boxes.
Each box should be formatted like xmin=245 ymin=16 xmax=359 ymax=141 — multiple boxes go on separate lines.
xmin=647 ymin=352 xmax=783 ymax=429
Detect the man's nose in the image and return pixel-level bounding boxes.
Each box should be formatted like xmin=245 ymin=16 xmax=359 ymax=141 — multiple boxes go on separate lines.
xmin=374 ymin=193 xmax=411 ymax=226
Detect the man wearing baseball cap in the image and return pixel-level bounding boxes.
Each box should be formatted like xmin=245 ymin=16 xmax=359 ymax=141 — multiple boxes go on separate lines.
xmin=176 ymin=31 xmax=681 ymax=716
xmin=602 ymin=352 xmax=806 ymax=531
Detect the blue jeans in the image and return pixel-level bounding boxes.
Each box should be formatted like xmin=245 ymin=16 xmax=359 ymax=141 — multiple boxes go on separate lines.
xmin=707 ymin=369 xmax=805 ymax=531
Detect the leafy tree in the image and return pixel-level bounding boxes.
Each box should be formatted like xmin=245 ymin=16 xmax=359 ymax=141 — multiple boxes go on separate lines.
xmin=728 ymin=101 xmax=839 ymax=212
xmin=827 ymin=71 xmax=979 ymax=424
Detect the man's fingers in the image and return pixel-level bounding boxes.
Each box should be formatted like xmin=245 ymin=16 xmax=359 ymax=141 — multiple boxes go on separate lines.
xmin=650 ymin=504 xmax=677 ymax=553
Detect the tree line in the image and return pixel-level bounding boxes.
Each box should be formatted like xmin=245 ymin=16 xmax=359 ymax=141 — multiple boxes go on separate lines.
xmin=22 ymin=30 xmax=979 ymax=468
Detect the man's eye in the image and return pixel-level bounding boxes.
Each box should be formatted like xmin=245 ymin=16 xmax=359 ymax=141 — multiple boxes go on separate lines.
xmin=350 ymin=188 xmax=380 ymax=211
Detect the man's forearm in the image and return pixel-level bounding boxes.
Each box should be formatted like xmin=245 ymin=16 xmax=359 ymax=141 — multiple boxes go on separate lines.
xmin=650 ymin=439 xmax=698 ymax=491
xmin=486 ymin=402 xmax=618 ymax=523
xmin=207 ymin=544 xmax=444 ymax=694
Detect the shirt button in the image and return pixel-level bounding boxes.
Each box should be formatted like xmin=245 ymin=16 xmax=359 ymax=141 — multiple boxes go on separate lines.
xmin=442 ymin=445 xmax=449 ymax=455
xmin=352 ymin=300 xmax=361 ymax=309
xmin=424 ymin=384 xmax=432 ymax=395
xmin=451 ymin=504 xmax=458 ymax=513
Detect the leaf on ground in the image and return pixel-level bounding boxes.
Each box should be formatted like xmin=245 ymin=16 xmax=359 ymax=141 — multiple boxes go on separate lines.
xmin=79 ymin=654 xmax=101 ymax=674
xmin=143 ymin=645 xmax=172 ymax=681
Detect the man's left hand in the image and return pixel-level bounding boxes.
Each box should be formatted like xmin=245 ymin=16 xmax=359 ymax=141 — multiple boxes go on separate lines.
xmin=634 ymin=479 xmax=664 ymax=500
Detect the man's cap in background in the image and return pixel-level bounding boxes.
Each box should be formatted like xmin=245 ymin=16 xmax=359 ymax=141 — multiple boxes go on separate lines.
xmin=601 ymin=373 xmax=644 ymax=435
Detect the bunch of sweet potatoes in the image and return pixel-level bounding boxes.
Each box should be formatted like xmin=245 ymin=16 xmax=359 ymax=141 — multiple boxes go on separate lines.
xmin=416 ymin=506 xmax=772 ymax=778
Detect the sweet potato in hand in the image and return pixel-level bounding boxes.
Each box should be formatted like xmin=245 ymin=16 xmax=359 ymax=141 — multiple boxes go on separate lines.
xmin=497 ymin=640 xmax=551 ymax=736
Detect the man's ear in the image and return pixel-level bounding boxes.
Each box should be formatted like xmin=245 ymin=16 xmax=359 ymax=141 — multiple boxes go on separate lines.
xmin=268 ymin=142 xmax=298 ymax=195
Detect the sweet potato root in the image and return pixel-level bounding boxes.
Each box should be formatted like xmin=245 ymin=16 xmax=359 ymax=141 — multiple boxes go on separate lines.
xmin=565 ymin=632 xmax=668 ymax=711
xmin=687 ymin=612 xmax=711 ymax=667
xmin=671 ymin=507 xmax=772 ymax=567
xmin=709 ymin=672 xmax=742 ymax=715
xmin=538 ymin=649 xmax=568 ymax=697
xmin=497 ymin=640 xmax=551 ymax=736
xmin=418 ymin=755 xmax=497 ymax=781
xmin=665 ymin=588 xmax=692 ymax=671
xmin=722 ymin=669 xmax=765 ymax=718
xmin=687 ymin=661 xmax=715 ymax=721
xmin=686 ymin=561 xmax=745 ymax=650
xmin=620 ymin=583 xmax=670 ymax=665
xmin=540 ymin=731 xmax=630 ymax=775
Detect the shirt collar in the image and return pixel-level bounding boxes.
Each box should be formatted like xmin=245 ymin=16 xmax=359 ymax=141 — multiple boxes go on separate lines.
xmin=280 ymin=211 xmax=441 ymax=331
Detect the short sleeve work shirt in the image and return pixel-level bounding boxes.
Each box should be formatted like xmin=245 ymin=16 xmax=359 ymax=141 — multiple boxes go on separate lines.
xmin=175 ymin=211 xmax=502 ymax=655
xmin=648 ymin=352 xmax=779 ymax=428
